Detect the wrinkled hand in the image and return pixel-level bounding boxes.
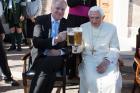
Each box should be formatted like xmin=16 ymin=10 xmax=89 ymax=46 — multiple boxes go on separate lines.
xmin=54 ymin=31 xmax=66 ymax=44
xmin=58 ymin=31 xmax=67 ymax=41
xmin=0 ymin=33 xmax=5 ymax=40
xmin=96 ymin=59 xmax=110 ymax=74
xmin=47 ymin=49 xmax=61 ymax=56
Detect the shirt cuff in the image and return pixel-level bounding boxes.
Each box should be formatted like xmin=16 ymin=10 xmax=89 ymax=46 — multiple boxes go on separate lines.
xmin=52 ymin=38 xmax=65 ymax=56
xmin=104 ymin=57 xmax=113 ymax=64
xmin=60 ymin=49 xmax=65 ymax=55
xmin=52 ymin=37 xmax=57 ymax=46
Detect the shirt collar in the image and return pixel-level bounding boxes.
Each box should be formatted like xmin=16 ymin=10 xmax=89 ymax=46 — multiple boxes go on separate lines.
xmin=51 ymin=15 xmax=60 ymax=23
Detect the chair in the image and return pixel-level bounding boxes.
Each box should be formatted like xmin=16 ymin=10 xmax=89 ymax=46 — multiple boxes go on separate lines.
xmin=22 ymin=52 xmax=66 ymax=93
xmin=132 ymin=28 xmax=140 ymax=93
xmin=132 ymin=57 xmax=140 ymax=93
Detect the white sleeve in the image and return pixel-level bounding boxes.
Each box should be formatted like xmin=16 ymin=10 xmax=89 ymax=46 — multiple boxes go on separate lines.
xmin=105 ymin=26 xmax=120 ymax=65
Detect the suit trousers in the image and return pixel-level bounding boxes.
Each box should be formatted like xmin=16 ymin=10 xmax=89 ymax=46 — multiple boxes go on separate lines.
xmin=29 ymin=56 xmax=64 ymax=93
xmin=0 ymin=41 xmax=12 ymax=78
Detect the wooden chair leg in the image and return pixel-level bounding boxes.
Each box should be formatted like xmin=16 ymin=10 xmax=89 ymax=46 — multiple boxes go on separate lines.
xmin=63 ymin=75 xmax=66 ymax=93
xmin=132 ymin=78 xmax=138 ymax=93
xmin=24 ymin=86 xmax=28 ymax=93
xmin=63 ymin=84 xmax=65 ymax=93
xmin=55 ymin=85 xmax=66 ymax=93
xmin=23 ymin=78 xmax=28 ymax=93
xmin=56 ymin=87 xmax=61 ymax=93
xmin=138 ymin=84 xmax=140 ymax=93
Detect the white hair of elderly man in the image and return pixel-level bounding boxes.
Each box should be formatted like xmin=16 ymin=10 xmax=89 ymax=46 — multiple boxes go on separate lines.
xmin=88 ymin=6 xmax=104 ymax=17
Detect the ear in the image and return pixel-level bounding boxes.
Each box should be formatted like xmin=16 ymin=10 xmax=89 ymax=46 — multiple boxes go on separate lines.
xmin=102 ymin=16 xmax=105 ymax=20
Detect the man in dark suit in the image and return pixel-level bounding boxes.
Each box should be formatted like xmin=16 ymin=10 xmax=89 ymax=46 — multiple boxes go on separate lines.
xmin=0 ymin=20 xmax=19 ymax=86
xmin=29 ymin=0 xmax=68 ymax=93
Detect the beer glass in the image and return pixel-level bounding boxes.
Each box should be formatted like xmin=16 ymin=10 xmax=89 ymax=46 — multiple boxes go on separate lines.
xmin=74 ymin=27 xmax=82 ymax=46
xmin=27 ymin=0 xmax=31 ymax=2
xmin=67 ymin=28 xmax=74 ymax=46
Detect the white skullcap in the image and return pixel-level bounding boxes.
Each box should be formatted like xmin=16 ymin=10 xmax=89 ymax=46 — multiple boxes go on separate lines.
xmin=88 ymin=6 xmax=104 ymax=17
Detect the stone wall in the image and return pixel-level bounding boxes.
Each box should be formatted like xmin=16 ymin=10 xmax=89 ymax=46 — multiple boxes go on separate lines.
xmin=128 ymin=0 xmax=140 ymax=27
xmin=41 ymin=0 xmax=52 ymax=14
xmin=127 ymin=0 xmax=140 ymax=51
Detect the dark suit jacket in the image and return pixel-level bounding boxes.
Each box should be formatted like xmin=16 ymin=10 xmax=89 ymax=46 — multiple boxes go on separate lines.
xmin=0 ymin=20 xmax=4 ymax=34
xmin=33 ymin=13 xmax=67 ymax=54
xmin=0 ymin=20 xmax=4 ymax=41
xmin=31 ymin=14 xmax=69 ymax=68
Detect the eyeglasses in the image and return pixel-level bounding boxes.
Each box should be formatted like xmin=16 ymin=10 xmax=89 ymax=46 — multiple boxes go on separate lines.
xmin=55 ymin=7 xmax=65 ymax=12
xmin=90 ymin=16 xmax=101 ymax=20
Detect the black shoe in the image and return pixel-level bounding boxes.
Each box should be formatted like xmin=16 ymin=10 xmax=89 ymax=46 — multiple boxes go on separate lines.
xmin=17 ymin=44 xmax=22 ymax=51
xmin=11 ymin=80 xmax=20 ymax=86
xmin=17 ymin=47 xmax=22 ymax=51
xmin=4 ymin=78 xmax=19 ymax=86
xmin=8 ymin=45 xmax=16 ymax=51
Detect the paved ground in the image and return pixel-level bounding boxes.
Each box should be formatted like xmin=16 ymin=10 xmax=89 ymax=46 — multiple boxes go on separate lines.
xmin=0 ymin=43 xmax=139 ymax=93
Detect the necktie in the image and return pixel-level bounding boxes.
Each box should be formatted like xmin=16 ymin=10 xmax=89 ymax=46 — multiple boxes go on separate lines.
xmin=51 ymin=21 xmax=59 ymax=38
xmin=44 ymin=21 xmax=59 ymax=55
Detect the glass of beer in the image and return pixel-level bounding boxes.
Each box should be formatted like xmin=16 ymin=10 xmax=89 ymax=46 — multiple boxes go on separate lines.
xmin=74 ymin=27 xmax=82 ymax=46
xmin=67 ymin=28 xmax=74 ymax=46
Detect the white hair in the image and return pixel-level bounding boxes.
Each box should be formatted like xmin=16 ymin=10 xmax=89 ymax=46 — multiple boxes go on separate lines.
xmin=51 ymin=0 xmax=67 ymax=7
xmin=88 ymin=6 xmax=104 ymax=17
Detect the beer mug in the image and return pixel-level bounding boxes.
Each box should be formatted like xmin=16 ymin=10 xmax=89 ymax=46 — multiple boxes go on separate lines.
xmin=74 ymin=27 xmax=82 ymax=46
xmin=67 ymin=28 xmax=74 ymax=46
xmin=27 ymin=0 xmax=31 ymax=2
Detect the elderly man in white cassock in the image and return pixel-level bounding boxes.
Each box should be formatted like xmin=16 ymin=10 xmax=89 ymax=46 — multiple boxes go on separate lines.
xmin=79 ymin=6 xmax=122 ymax=93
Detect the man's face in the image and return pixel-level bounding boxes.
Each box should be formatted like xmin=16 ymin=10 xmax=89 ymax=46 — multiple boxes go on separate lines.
xmin=51 ymin=2 xmax=66 ymax=20
xmin=89 ymin=11 xmax=104 ymax=28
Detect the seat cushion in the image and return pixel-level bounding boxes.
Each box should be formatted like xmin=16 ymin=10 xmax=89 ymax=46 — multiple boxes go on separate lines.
xmin=23 ymin=70 xmax=35 ymax=78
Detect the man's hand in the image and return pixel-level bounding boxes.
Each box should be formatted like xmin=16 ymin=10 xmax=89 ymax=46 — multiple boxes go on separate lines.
xmin=30 ymin=16 xmax=36 ymax=23
xmin=96 ymin=58 xmax=110 ymax=74
xmin=0 ymin=33 xmax=5 ymax=40
xmin=54 ymin=31 xmax=66 ymax=44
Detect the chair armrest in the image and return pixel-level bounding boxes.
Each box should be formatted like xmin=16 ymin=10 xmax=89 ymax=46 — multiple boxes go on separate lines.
xmin=22 ymin=52 xmax=31 ymax=73
xmin=22 ymin=52 xmax=31 ymax=60
xmin=134 ymin=57 xmax=140 ymax=84
xmin=134 ymin=57 xmax=140 ymax=68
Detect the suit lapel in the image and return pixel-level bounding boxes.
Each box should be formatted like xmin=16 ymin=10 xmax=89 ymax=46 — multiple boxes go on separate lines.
xmin=59 ymin=18 xmax=64 ymax=33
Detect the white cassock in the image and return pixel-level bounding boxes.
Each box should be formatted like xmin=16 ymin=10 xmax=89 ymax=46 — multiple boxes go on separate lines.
xmin=79 ymin=22 xmax=122 ymax=93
